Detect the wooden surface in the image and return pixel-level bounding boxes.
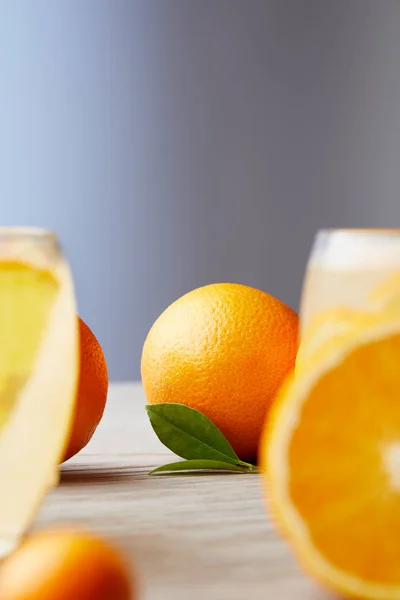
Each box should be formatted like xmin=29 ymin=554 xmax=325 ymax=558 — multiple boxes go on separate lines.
xmin=36 ymin=383 xmax=330 ymax=600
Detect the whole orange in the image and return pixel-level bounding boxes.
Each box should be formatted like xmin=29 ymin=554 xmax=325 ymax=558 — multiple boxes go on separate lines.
xmin=0 ymin=528 xmax=133 ymax=600
xmin=141 ymin=283 xmax=299 ymax=460
xmin=63 ymin=318 xmax=108 ymax=462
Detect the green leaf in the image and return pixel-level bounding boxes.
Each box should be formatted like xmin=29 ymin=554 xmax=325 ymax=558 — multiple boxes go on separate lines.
xmin=149 ymin=459 xmax=249 ymax=475
xmin=145 ymin=403 xmax=240 ymax=464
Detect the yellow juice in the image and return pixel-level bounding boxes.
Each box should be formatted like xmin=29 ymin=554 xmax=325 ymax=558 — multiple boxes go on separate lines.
xmin=0 ymin=229 xmax=78 ymax=557
xmin=300 ymin=230 xmax=400 ymax=338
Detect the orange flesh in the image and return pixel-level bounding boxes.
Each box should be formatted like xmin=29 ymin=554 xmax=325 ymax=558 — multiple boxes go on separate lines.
xmin=289 ymin=333 xmax=400 ymax=584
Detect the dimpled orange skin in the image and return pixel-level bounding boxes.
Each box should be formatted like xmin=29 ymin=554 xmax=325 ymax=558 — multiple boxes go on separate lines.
xmin=63 ymin=318 xmax=108 ymax=462
xmin=0 ymin=529 xmax=133 ymax=600
xmin=141 ymin=283 xmax=299 ymax=460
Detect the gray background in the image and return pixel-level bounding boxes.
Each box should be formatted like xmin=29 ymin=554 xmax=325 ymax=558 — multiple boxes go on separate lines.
xmin=1 ymin=0 xmax=400 ymax=379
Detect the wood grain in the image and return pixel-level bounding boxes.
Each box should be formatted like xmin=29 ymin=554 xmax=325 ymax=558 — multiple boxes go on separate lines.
xmin=35 ymin=383 xmax=331 ymax=600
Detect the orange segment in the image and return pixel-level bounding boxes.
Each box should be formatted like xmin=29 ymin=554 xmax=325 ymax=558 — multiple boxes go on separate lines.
xmin=296 ymin=307 xmax=361 ymax=374
xmin=263 ymin=314 xmax=400 ymax=599
xmin=0 ymin=262 xmax=59 ymax=431
xmin=368 ymin=271 xmax=400 ymax=313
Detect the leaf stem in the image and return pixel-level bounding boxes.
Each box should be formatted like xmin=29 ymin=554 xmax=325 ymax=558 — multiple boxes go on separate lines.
xmin=237 ymin=460 xmax=257 ymax=471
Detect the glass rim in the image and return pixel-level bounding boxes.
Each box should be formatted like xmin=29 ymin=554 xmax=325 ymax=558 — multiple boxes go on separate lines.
xmin=0 ymin=227 xmax=58 ymax=240
xmin=310 ymin=228 xmax=400 ymax=268
xmin=317 ymin=228 xmax=400 ymax=236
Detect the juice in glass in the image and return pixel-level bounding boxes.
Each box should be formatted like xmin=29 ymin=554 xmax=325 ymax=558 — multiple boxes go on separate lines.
xmin=300 ymin=229 xmax=400 ymax=338
xmin=0 ymin=228 xmax=78 ymax=557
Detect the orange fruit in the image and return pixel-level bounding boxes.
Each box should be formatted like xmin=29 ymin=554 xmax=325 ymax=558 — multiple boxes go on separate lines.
xmin=141 ymin=283 xmax=298 ymax=460
xmin=261 ymin=311 xmax=400 ymax=599
xmin=63 ymin=318 xmax=108 ymax=461
xmin=0 ymin=528 xmax=133 ymax=600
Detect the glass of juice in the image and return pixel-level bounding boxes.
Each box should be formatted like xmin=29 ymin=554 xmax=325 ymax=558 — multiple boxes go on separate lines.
xmin=300 ymin=229 xmax=400 ymax=339
xmin=0 ymin=228 xmax=78 ymax=557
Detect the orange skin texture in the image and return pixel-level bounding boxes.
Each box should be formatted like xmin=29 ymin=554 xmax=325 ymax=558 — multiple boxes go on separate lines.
xmin=63 ymin=318 xmax=108 ymax=462
xmin=0 ymin=529 xmax=133 ymax=600
xmin=141 ymin=283 xmax=299 ymax=460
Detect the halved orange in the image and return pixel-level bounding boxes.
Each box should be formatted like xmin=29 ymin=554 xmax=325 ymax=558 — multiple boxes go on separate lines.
xmin=262 ymin=312 xmax=400 ymax=599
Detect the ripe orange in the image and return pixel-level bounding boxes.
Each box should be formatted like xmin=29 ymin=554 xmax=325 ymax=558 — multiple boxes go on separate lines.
xmin=262 ymin=310 xmax=400 ymax=599
xmin=0 ymin=528 xmax=133 ymax=600
xmin=141 ymin=283 xmax=298 ymax=460
xmin=63 ymin=318 xmax=108 ymax=462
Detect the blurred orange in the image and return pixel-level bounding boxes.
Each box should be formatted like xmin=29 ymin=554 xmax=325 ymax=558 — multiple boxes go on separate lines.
xmin=63 ymin=318 xmax=108 ymax=461
xmin=0 ymin=528 xmax=133 ymax=600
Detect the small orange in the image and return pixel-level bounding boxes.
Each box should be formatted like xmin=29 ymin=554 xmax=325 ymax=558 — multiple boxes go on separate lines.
xmin=63 ymin=318 xmax=108 ymax=462
xmin=141 ymin=283 xmax=298 ymax=460
xmin=0 ymin=528 xmax=133 ymax=600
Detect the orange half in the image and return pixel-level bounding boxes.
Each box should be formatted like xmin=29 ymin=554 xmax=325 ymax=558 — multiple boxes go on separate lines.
xmin=263 ymin=313 xmax=400 ymax=599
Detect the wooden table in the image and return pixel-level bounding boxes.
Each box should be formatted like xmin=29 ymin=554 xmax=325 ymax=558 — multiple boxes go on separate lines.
xmin=36 ymin=383 xmax=330 ymax=600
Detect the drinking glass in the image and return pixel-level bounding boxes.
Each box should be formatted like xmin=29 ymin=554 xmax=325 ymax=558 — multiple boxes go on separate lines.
xmin=300 ymin=229 xmax=400 ymax=339
xmin=0 ymin=228 xmax=78 ymax=557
